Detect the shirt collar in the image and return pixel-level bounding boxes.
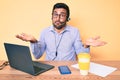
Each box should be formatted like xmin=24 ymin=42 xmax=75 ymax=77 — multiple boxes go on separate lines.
xmin=49 ymin=25 xmax=70 ymax=33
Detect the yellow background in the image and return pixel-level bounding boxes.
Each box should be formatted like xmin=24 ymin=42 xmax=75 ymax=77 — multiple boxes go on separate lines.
xmin=0 ymin=0 xmax=120 ymax=61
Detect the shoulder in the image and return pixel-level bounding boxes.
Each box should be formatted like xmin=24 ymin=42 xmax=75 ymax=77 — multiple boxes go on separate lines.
xmin=66 ymin=25 xmax=80 ymax=33
xmin=41 ymin=26 xmax=53 ymax=34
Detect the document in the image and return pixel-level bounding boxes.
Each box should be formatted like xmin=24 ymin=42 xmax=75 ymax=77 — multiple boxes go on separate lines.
xmin=71 ymin=62 xmax=117 ymax=77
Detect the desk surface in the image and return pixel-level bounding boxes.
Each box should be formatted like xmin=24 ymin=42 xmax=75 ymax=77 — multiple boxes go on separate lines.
xmin=0 ymin=61 xmax=120 ymax=80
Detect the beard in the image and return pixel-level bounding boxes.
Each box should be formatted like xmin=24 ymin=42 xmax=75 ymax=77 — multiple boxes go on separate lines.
xmin=53 ymin=21 xmax=66 ymax=30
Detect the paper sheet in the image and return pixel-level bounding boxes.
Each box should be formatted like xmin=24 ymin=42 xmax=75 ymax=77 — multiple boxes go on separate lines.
xmin=71 ymin=62 xmax=117 ymax=77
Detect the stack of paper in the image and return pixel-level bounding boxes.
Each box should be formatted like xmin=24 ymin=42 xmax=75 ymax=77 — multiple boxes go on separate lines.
xmin=71 ymin=62 xmax=117 ymax=77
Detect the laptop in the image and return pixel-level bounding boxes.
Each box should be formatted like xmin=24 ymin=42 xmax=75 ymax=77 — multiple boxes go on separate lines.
xmin=4 ymin=43 xmax=54 ymax=76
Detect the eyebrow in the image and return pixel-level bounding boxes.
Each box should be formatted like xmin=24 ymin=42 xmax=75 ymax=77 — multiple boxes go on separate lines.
xmin=53 ymin=11 xmax=66 ymax=14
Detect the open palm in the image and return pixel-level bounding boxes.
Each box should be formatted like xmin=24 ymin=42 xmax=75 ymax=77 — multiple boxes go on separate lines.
xmin=85 ymin=36 xmax=107 ymax=47
xmin=16 ymin=33 xmax=37 ymax=42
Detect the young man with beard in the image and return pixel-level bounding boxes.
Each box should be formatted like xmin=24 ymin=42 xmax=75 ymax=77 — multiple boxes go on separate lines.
xmin=16 ymin=3 xmax=106 ymax=61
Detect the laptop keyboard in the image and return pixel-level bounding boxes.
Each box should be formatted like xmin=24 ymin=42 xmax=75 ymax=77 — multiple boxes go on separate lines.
xmin=33 ymin=62 xmax=46 ymax=73
xmin=33 ymin=61 xmax=54 ymax=74
xmin=33 ymin=66 xmax=45 ymax=73
xmin=33 ymin=61 xmax=53 ymax=69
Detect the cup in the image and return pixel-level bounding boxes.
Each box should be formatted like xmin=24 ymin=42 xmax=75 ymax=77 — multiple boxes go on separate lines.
xmin=77 ymin=53 xmax=90 ymax=75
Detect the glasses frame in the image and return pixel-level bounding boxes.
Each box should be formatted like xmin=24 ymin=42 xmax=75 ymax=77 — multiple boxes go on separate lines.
xmin=52 ymin=13 xmax=67 ymax=19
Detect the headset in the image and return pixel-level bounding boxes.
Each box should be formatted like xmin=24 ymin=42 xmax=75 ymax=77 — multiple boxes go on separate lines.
xmin=67 ymin=17 xmax=70 ymax=21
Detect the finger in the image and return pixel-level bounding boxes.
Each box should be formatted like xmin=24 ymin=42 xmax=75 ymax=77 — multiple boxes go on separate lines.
xmin=96 ymin=41 xmax=107 ymax=46
xmin=101 ymin=41 xmax=107 ymax=45
xmin=16 ymin=34 xmax=22 ymax=38
xmin=93 ymin=36 xmax=100 ymax=40
xmin=21 ymin=33 xmax=26 ymax=36
xmin=16 ymin=34 xmax=24 ymax=40
xmin=15 ymin=34 xmax=19 ymax=38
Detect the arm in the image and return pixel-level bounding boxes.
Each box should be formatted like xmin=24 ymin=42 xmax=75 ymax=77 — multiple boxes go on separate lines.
xmin=30 ymin=41 xmax=45 ymax=59
xmin=16 ymin=33 xmax=46 ymax=59
xmin=74 ymin=30 xmax=90 ymax=54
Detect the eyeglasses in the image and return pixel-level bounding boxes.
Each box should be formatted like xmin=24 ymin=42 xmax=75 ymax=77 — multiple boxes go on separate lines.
xmin=52 ymin=13 xmax=67 ymax=19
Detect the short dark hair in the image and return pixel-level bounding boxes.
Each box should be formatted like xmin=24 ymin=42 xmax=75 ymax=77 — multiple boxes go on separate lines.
xmin=52 ymin=3 xmax=70 ymax=20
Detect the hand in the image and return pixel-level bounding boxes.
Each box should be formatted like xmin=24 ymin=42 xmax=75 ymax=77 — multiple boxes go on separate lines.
xmin=16 ymin=33 xmax=37 ymax=43
xmin=85 ymin=36 xmax=107 ymax=47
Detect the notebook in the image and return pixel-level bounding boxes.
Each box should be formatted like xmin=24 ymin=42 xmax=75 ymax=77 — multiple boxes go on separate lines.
xmin=4 ymin=43 xmax=54 ymax=76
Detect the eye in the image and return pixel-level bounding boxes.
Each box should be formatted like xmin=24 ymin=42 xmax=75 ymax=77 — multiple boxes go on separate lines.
xmin=52 ymin=13 xmax=66 ymax=19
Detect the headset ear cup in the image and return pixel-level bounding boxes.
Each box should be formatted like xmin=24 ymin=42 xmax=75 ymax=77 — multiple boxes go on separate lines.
xmin=67 ymin=18 xmax=70 ymax=21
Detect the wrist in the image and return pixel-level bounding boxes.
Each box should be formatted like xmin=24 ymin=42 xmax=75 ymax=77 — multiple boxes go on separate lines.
xmin=83 ymin=44 xmax=90 ymax=48
xmin=30 ymin=39 xmax=38 ymax=43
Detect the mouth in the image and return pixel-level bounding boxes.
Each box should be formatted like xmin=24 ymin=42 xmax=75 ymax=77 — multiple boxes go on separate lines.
xmin=53 ymin=21 xmax=66 ymax=30
xmin=55 ymin=21 xmax=61 ymax=24
xmin=54 ymin=21 xmax=62 ymax=26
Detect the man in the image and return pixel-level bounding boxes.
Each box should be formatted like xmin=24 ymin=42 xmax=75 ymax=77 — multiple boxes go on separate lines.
xmin=16 ymin=3 xmax=106 ymax=61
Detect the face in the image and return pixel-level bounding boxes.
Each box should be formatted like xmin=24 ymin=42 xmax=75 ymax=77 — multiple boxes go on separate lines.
xmin=52 ymin=8 xmax=67 ymax=30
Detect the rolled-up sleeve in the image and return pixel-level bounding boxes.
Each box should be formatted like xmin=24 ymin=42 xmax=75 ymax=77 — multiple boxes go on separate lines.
xmin=30 ymin=30 xmax=46 ymax=59
xmin=74 ymin=30 xmax=90 ymax=54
